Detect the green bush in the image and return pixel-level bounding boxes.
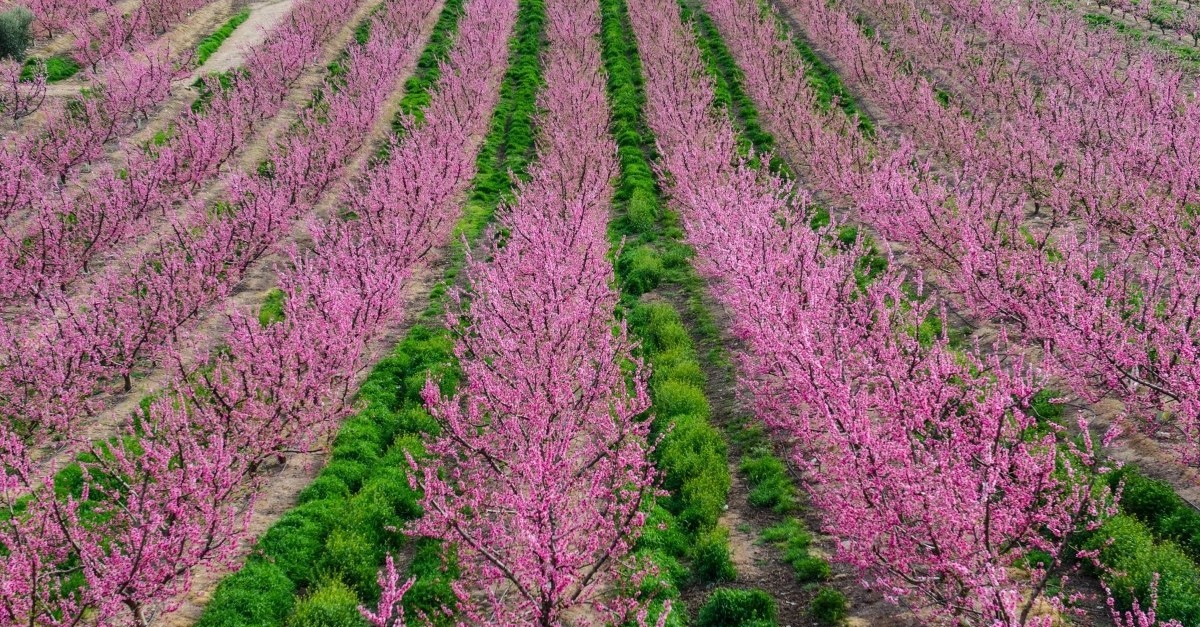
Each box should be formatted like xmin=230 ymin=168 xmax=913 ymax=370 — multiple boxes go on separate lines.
xmin=621 ymin=245 xmax=664 ymax=295
xmin=650 ymin=353 xmax=705 ymax=389
xmin=658 ymin=417 xmax=728 ymax=532
xmin=741 ymin=454 xmax=796 ymax=512
xmin=638 ymin=506 xmax=691 ymax=558
xmin=792 ymin=555 xmax=831 ymax=583
xmin=1111 ymin=467 xmax=1200 ymax=561
xmin=257 ymin=500 xmax=346 ymax=587
xmin=627 ymin=187 xmax=659 ymax=233
xmin=761 ymin=519 xmax=829 ymax=583
xmin=631 ymin=302 xmax=691 ymax=354
xmin=198 ymin=560 xmax=296 ymax=627
xmin=259 ymin=289 xmax=287 ymax=326
xmin=286 ymin=580 xmax=367 ymax=627
xmin=401 ymin=539 xmax=461 ymax=620
xmin=318 ymin=529 xmax=384 ymax=598
xmin=297 ymin=476 xmax=351 ymax=503
xmin=653 ymin=379 xmax=709 ymax=419
xmin=20 ymin=54 xmax=80 ymax=82
xmin=696 ymin=588 xmax=777 ymax=627
xmin=321 ymin=460 xmax=371 ymax=493
xmin=810 ymin=587 xmax=848 ymax=624
xmin=659 ymin=242 xmax=691 ymax=269
xmin=692 ymin=527 xmax=737 ymax=584
xmin=1086 ymin=515 xmax=1200 ymax=624
xmin=0 ymin=6 xmax=33 ymax=61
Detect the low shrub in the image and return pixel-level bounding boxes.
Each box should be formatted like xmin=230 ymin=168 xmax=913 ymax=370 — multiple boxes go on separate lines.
xmin=258 ymin=289 xmax=287 ymax=326
xmin=1110 ymin=466 xmax=1200 ymax=561
xmin=741 ymin=454 xmax=796 ymax=512
xmin=256 ymin=500 xmax=346 ymax=587
xmin=197 ymin=560 xmax=296 ymax=627
xmin=657 ymin=416 xmax=729 ymax=532
xmin=286 ymin=579 xmax=367 ymax=627
xmin=627 ymin=186 xmax=659 ymax=233
xmin=630 ymin=302 xmax=691 ymax=354
xmin=1085 ymin=514 xmax=1200 ymax=624
xmin=0 ymin=6 xmax=33 ymax=61
xmin=20 ymin=54 xmax=79 ymax=81
xmin=621 ymin=245 xmax=664 ymax=295
xmin=810 ymin=587 xmax=848 ymax=624
xmin=761 ymin=519 xmax=831 ymax=584
xmin=297 ymin=476 xmax=351 ymax=503
xmin=696 ymin=588 xmax=777 ymax=627
xmin=692 ymin=527 xmax=737 ymax=584
xmin=318 ymin=528 xmax=384 ymax=599
xmin=653 ymin=378 xmax=710 ymax=419
xmin=792 ymin=555 xmax=831 ymax=583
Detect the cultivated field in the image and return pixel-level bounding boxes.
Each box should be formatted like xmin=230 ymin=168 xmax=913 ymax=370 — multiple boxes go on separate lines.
xmin=2 ymin=0 xmax=1200 ymax=624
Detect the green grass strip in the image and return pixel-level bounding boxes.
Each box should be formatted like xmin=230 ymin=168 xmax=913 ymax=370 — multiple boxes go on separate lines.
xmin=197 ymin=9 xmax=251 ymax=66
xmin=598 ymin=0 xmax=741 ymax=623
xmin=391 ymin=0 xmax=466 ymax=132
xmin=20 ymin=54 xmax=80 ymax=82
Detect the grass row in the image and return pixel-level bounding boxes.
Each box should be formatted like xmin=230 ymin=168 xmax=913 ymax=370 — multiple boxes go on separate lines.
xmin=196 ymin=0 xmax=547 ymax=624
xmin=196 ymin=9 xmax=252 ymax=65
xmin=597 ymin=0 xmax=741 ymax=623
xmin=601 ymin=0 xmax=854 ymax=624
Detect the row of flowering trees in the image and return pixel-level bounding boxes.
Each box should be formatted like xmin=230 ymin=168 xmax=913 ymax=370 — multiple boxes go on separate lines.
xmin=0 ymin=0 xmax=374 ymax=308
xmin=366 ymin=0 xmax=663 ymax=623
xmin=0 ymin=0 xmax=435 ymax=451
xmin=0 ymin=0 xmax=220 ymax=126
xmin=625 ymin=0 xmax=1130 ymax=623
xmin=0 ymin=0 xmax=520 ymax=619
xmin=697 ymin=0 xmax=1200 ymax=470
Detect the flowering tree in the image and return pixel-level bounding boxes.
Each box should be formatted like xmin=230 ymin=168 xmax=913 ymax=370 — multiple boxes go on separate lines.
xmin=405 ymin=0 xmax=660 ymax=623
